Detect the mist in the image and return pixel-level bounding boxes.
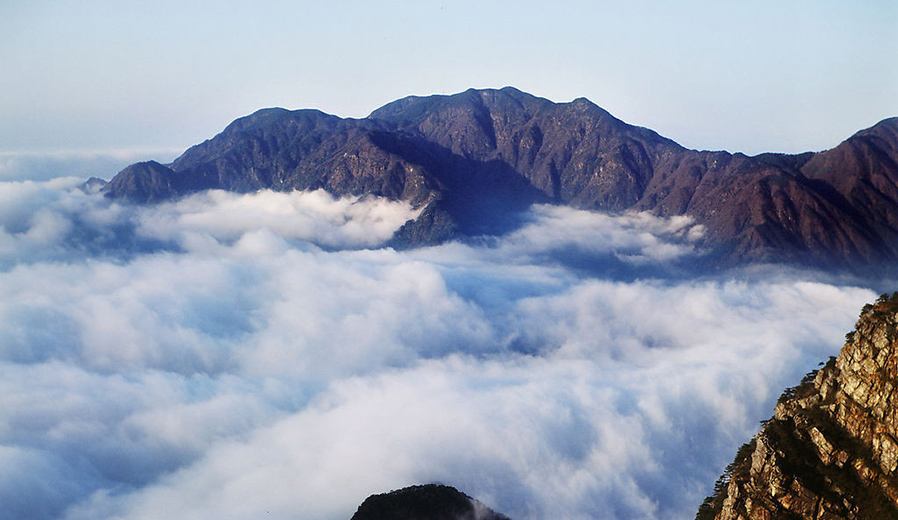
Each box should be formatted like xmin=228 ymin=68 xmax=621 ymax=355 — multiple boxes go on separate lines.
xmin=0 ymin=171 xmax=876 ymax=519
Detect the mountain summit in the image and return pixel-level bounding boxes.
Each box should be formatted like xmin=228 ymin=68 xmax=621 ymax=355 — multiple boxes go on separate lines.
xmin=105 ymin=88 xmax=898 ymax=268
xmin=350 ymin=484 xmax=509 ymax=520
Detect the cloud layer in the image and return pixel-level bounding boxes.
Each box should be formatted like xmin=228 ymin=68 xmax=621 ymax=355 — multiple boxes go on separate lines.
xmin=0 ymin=176 xmax=876 ymax=519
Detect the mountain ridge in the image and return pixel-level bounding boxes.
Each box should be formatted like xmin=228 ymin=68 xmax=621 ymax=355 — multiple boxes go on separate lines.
xmin=104 ymin=88 xmax=898 ymax=268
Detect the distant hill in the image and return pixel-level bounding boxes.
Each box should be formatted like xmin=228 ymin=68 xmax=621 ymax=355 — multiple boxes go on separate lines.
xmin=105 ymin=87 xmax=898 ymax=268
xmin=350 ymin=484 xmax=509 ymax=520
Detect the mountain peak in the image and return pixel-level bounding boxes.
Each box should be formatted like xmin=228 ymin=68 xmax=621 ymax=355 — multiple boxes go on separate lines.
xmin=222 ymin=107 xmax=339 ymax=132
xmin=854 ymin=116 xmax=898 ymax=142
xmin=870 ymin=116 xmax=898 ymax=130
xmin=351 ymin=484 xmax=509 ymax=520
xmin=105 ymin=160 xmax=177 ymax=203
xmin=368 ymin=86 xmax=551 ymax=122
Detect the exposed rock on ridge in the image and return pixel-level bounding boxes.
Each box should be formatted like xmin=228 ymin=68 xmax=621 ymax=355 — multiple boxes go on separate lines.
xmin=105 ymin=88 xmax=898 ymax=266
xmin=697 ymin=293 xmax=898 ymax=519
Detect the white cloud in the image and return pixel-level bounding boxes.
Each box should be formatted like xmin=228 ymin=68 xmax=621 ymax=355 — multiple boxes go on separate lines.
xmin=501 ymin=205 xmax=704 ymax=263
xmin=0 ymin=176 xmax=878 ymax=519
xmin=136 ymin=189 xmax=422 ymax=250
xmin=57 ymin=279 xmax=867 ymax=520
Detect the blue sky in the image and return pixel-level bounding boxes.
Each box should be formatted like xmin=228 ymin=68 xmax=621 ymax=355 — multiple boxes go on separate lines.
xmin=1 ymin=0 xmax=896 ymax=155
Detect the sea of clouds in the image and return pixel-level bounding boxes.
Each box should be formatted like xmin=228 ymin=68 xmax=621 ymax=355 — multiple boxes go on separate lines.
xmin=0 ymin=161 xmax=880 ymax=519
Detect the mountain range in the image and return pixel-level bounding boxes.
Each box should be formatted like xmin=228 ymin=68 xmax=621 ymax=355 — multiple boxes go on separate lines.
xmin=104 ymin=87 xmax=898 ymax=267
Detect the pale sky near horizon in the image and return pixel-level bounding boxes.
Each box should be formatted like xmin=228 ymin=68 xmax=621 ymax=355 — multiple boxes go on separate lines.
xmin=1 ymin=0 xmax=896 ymax=156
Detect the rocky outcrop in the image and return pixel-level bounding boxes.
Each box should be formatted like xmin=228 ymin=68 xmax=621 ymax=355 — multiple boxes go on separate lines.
xmin=105 ymin=88 xmax=898 ymax=267
xmin=697 ymin=293 xmax=898 ymax=519
xmin=350 ymin=484 xmax=509 ymax=520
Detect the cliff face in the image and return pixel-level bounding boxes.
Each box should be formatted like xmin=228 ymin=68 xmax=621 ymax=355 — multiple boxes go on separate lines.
xmin=698 ymin=294 xmax=898 ymax=519
xmin=105 ymin=88 xmax=898 ymax=266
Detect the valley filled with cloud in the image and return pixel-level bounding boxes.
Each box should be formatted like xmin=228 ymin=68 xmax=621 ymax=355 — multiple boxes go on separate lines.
xmin=0 ymin=165 xmax=878 ymax=519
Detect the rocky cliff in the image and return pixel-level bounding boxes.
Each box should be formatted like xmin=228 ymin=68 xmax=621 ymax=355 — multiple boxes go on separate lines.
xmin=105 ymin=88 xmax=898 ymax=267
xmin=697 ymin=293 xmax=898 ymax=519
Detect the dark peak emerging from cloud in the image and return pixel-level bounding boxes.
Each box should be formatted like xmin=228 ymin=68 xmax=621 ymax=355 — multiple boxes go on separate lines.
xmin=105 ymin=88 xmax=898 ymax=268
xmin=107 ymin=160 xmax=178 ymax=202
xmin=79 ymin=176 xmax=108 ymax=194
xmin=350 ymin=484 xmax=509 ymax=520
xmin=698 ymin=293 xmax=898 ymax=519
